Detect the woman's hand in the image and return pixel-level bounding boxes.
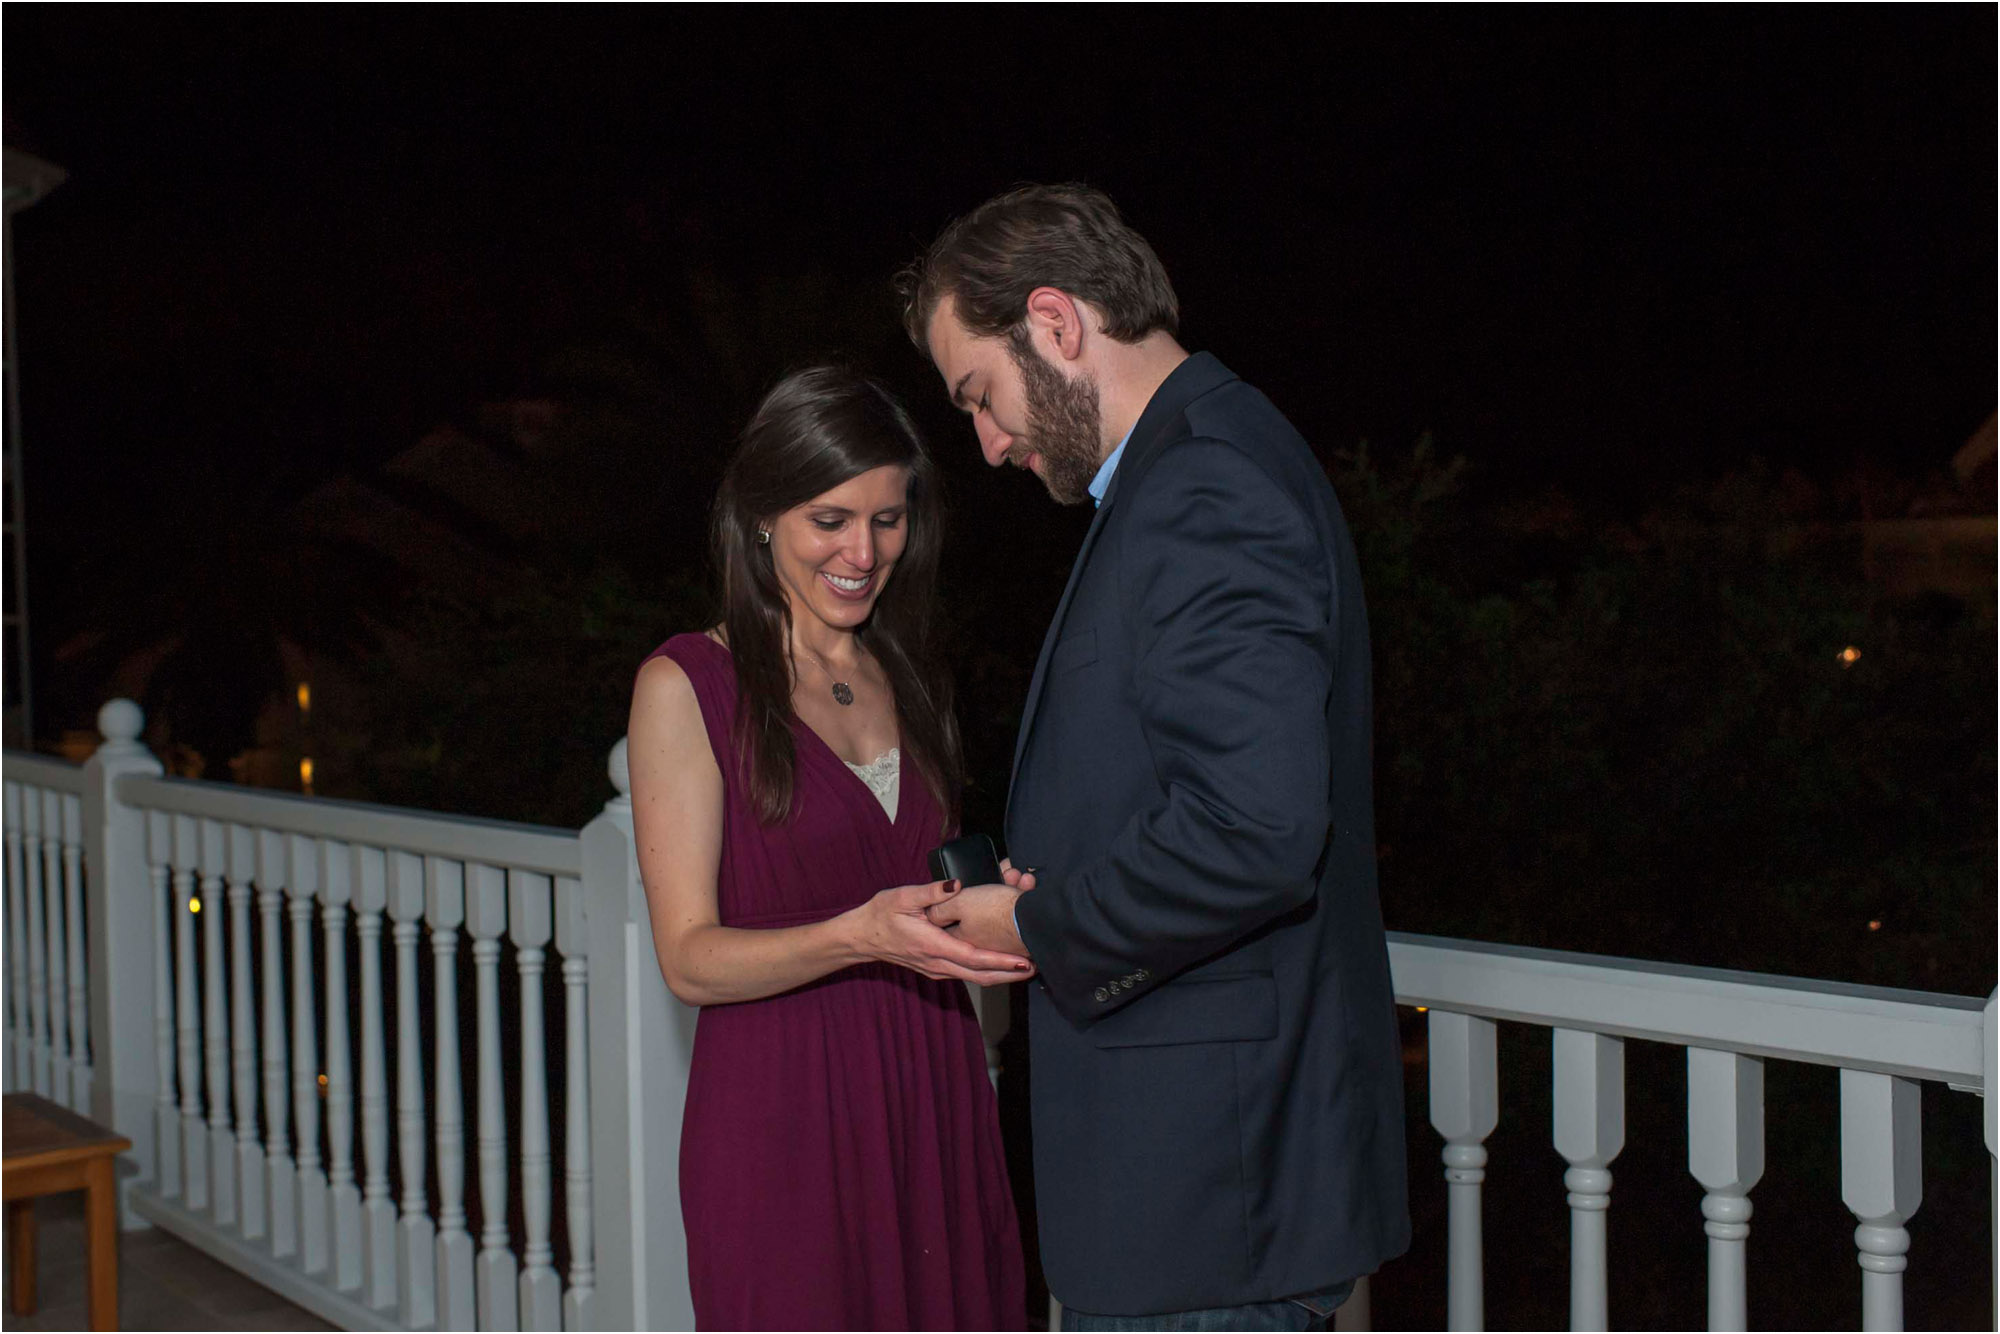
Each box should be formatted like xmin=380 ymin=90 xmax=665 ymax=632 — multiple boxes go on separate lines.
xmin=849 ymin=879 xmax=1036 ymax=985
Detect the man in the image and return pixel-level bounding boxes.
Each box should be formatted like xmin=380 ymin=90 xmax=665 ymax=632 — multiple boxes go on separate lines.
xmin=903 ymin=184 xmax=1410 ymax=1330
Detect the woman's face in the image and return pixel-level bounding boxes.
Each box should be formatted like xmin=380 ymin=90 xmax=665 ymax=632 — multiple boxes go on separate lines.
xmin=767 ymin=464 xmax=913 ymax=635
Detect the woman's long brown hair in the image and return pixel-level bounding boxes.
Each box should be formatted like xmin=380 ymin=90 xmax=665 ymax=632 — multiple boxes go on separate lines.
xmin=710 ymin=366 xmax=961 ymax=833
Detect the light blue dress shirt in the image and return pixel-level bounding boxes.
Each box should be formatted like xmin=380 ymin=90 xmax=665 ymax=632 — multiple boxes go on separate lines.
xmin=1087 ymin=427 xmax=1132 ymax=508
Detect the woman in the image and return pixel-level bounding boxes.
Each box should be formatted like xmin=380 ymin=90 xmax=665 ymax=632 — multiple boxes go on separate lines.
xmin=627 ymin=366 xmax=1030 ymax=1331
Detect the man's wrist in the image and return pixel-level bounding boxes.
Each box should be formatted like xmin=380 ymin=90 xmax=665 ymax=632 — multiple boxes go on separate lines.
xmin=1010 ymin=892 xmax=1035 ymax=959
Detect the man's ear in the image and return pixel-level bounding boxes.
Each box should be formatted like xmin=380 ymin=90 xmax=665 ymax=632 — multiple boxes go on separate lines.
xmin=1024 ymin=287 xmax=1089 ymax=364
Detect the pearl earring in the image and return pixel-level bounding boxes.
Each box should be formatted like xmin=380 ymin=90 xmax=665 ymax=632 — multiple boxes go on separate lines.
xmin=757 ymin=529 xmax=771 ymax=545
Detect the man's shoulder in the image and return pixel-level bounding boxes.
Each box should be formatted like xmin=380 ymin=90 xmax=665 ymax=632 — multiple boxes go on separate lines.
xmin=1180 ymin=373 xmax=1309 ymax=457
xmin=1125 ymin=375 xmax=1322 ymax=510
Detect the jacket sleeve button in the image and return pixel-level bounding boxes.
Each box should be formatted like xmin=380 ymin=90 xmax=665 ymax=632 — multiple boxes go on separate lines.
xmin=1093 ymin=987 xmax=1110 ymax=1003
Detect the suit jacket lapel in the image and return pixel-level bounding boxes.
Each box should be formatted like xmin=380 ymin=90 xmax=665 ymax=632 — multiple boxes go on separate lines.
xmin=1008 ymin=491 xmax=1117 ymax=807
xmin=1003 ymin=352 xmax=1238 ymax=821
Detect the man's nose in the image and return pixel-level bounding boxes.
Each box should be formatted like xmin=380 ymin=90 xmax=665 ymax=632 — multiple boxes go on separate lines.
xmin=976 ymin=416 xmax=1012 ymax=469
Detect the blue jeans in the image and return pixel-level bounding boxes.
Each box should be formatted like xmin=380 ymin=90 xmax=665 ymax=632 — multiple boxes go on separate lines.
xmin=1060 ymin=1280 xmax=1354 ymax=1332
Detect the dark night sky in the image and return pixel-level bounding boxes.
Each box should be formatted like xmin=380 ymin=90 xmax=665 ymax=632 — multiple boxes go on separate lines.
xmin=4 ymin=7 xmax=1994 ymax=538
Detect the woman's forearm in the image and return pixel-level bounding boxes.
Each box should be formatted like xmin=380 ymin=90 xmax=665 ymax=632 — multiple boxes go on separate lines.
xmin=653 ymin=911 xmax=868 ymax=1007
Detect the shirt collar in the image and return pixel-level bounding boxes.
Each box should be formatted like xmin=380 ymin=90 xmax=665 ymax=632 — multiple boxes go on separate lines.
xmin=1087 ymin=426 xmax=1133 ymax=508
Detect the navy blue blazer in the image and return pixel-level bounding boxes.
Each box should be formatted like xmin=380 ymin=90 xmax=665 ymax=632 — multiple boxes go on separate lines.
xmin=1009 ymin=353 xmax=1410 ymax=1315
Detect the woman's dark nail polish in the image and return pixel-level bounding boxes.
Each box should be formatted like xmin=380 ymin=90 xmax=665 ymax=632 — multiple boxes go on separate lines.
xmin=946 ymin=879 xmax=961 ymax=893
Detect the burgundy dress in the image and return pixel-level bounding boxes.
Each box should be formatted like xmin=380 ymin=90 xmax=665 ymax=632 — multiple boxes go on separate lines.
xmin=652 ymin=634 xmax=1026 ymax=1331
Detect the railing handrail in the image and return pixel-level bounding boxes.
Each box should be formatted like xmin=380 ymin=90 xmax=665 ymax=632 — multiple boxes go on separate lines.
xmin=113 ymin=772 xmax=582 ymax=878
xmin=13 ymin=746 xmax=1985 ymax=1085
xmin=1388 ymin=931 xmax=1988 ymax=1087
xmin=3 ymin=752 xmax=85 ymax=794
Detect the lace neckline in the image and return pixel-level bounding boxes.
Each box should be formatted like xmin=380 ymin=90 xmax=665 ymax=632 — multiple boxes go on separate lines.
xmin=842 ymin=747 xmax=899 ymax=785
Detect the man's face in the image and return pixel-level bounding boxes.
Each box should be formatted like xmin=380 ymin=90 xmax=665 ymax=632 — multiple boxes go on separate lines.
xmin=927 ymin=296 xmax=1105 ymax=506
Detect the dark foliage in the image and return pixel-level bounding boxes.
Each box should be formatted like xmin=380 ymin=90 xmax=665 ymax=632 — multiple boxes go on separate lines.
xmin=1343 ymin=442 xmax=1995 ymax=995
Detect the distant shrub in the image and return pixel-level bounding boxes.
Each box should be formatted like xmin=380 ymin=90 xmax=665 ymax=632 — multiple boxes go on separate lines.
xmin=1335 ymin=443 xmax=1995 ymax=994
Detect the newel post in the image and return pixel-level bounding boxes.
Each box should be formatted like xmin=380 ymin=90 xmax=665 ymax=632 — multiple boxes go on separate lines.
xmin=80 ymin=697 xmax=164 ymax=1223
xmin=583 ymin=737 xmax=697 ymax=1330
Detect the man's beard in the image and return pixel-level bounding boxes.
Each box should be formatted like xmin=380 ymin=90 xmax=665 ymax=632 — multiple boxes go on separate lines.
xmin=1007 ymin=332 xmax=1105 ymax=506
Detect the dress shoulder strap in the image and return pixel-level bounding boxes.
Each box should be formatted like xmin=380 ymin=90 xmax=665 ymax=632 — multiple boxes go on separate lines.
xmin=646 ymin=633 xmax=742 ymax=777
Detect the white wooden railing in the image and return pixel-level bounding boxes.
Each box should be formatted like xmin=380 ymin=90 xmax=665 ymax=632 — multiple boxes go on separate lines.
xmin=4 ymin=752 xmax=91 ymax=1110
xmin=4 ymin=700 xmax=708 ymax=1330
xmin=4 ymin=699 xmax=1993 ymax=1332
xmin=1381 ymin=935 xmax=1996 ymax=1333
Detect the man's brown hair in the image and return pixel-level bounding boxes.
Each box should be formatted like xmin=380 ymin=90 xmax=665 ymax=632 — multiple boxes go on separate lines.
xmin=896 ymin=183 xmax=1179 ymax=354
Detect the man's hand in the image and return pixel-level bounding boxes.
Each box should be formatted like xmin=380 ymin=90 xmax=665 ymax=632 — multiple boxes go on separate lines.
xmin=926 ymin=880 xmax=1029 ymax=956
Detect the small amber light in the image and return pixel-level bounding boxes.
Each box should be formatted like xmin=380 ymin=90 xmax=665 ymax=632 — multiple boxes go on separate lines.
xmin=317 ymin=1073 xmax=328 ymax=1087
xmin=189 ymin=897 xmax=202 ymax=914
xmin=1837 ymin=646 xmax=1861 ymax=666
xmin=297 ymin=682 xmax=312 ymax=712
xmin=300 ymin=757 xmax=315 ymax=795
xmin=1867 ymin=920 xmax=1882 ymax=932
xmin=1415 ymin=1006 xmax=1428 ymax=1013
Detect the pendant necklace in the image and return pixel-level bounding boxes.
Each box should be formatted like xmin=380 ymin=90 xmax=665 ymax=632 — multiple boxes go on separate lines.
xmin=796 ymin=644 xmax=856 ymax=706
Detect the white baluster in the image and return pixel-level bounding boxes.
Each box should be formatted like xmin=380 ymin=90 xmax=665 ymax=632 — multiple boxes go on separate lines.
xmin=256 ymin=828 xmax=295 ymax=1259
xmin=200 ymin=818 xmax=237 ymax=1223
xmin=227 ymin=823 xmax=264 ymax=1238
xmin=387 ymin=850 xmax=435 ymax=1328
xmin=1429 ymin=1009 xmax=1497 ymax=1332
xmin=354 ymin=845 xmax=396 ymax=1308
xmin=969 ymin=982 xmax=1008 ymax=1092
xmin=172 ymin=814 xmax=208 ymax=1210
xmin=60 ymin=793 xmax=89 ymax=1111
xmin=513 ymin=869 xmax=560 ymax=1330
xmin=430 ymin=858 xmax=475 ymax=1331
xmin=1984 ymin=992 xmax=1996 ymax=1332
xmin=1688 ymin=1048 xmax=1764 ymax=1332
xmin=1841 ymin=1069 xmax=1921 ymax=1332
xmin=470 ymin=863 xmax=519 ymax=1330
xmin=41 ymin=790 xmax=70 ymax=1106
xmin=147 ymin=811 xmax=180 ymax=1198
xmin=287 ymin=835 xmax=328 ymax=1274
xmin=4 ymin=783 xmax=30 ymax=1091
xmin=321 ymin=839 xmax=363 ymax=1291
xmin=23 ymin=789 xmax=50 ymax=1094
xmin=1553 ymin=1029 xmax=1623 ymax=1332
xmin=556 ymin=875 xmax=595 ymax=1331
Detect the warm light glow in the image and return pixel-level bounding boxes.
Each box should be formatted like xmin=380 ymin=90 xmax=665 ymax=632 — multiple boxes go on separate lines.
xmin=317 ymin=1073 xmax=328 ymax=1086
xmin=300 ymin=757 xmax=315 ymax=794
xmin=297 ymin=682 xmax=312 ymax=712
xmin=1837 ymin=646 xmax=1862 ymax=666
xmin=1868 ymin=919 xmax=1882 ymax=931
xmin=189 ymin=897 xmax=202 ymax=914
xmin=1415 ymin=1006 xmax=1428 ymax=1013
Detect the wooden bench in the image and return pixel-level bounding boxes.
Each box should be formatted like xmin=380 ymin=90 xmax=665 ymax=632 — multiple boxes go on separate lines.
xmin=3 ymin=1093 xmax=132 ymax=1331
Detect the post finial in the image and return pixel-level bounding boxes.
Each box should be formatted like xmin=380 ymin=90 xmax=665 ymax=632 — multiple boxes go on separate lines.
xmin=97 ymin=698 xmax=145 ymax=748
xmin=608 ymin=738 xmax=630 ymax=798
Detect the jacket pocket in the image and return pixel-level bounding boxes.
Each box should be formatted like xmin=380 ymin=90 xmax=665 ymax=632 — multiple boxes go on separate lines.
xmin=1090 ymin=973 xmax=1277 ymax=1048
